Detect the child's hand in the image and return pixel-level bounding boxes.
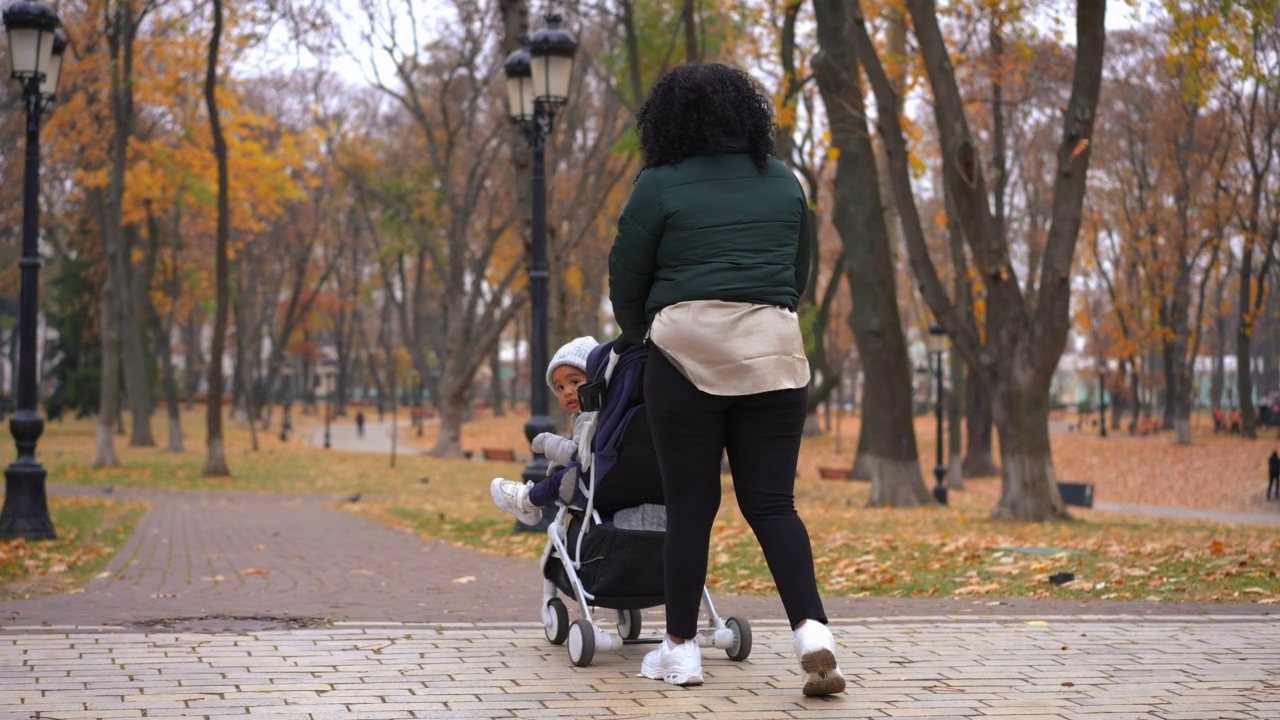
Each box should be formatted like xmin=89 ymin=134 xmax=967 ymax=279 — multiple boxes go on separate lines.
xmin=532 ymin=432 xmax=578 ymax=466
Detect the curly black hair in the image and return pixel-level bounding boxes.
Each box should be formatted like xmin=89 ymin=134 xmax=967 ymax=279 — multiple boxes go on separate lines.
xmin=636 ymin=63 xmax=776 ymax=172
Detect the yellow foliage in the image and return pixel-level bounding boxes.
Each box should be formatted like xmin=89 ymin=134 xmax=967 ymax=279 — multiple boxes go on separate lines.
xmin=561 ymin=265 xmax=585 ymax=294
xmin=777 ymin=105 xmax=797 ymax=129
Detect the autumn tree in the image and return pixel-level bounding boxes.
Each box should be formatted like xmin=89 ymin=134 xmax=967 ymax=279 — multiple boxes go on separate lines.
xmin=813 ymin=0 xmax=931 ymax=506
xmin=202 ymin=0 xmax=231 ymax=475
xmin=1224 ymin=0 xmax=1280 ymax=438
xmin=766 ymin=1 xmax=846 ymax=431
xmin=850 ymin=0 xmax=1107 ymax=520
xmin=350 ymin=0 xmax=525 ymax=457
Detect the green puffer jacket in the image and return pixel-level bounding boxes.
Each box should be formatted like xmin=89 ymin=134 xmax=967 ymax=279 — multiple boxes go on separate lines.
xmin=608 ymin=147 xmax=812 ymax=347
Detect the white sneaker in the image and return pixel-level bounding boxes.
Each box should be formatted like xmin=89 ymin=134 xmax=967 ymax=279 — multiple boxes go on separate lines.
xmin=490 ymin=478 xmax=542 ymax=526
xmin=640 ymin=636 xmax=703 ymax=686
xmin=794 ymin=621 xmax=846 ymax=696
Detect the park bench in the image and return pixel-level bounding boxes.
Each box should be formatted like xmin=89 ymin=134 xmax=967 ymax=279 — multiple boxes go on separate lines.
xmin=1131 ymin=418 xmax=1160 ymax=436
xmin=1057 ymin=481 xmax=1094 ymax=508
xmin=481 ymin=447 xmax=518 ymax=462
xmin=818 ymin=466 xmax=851 ymax=480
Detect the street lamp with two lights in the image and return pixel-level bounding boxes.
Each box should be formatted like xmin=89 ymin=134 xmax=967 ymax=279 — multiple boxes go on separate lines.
xmin=0 ymin=0 xmax=67 ymax=539
xmin=502 ymin=15 xmax=577 ymax=531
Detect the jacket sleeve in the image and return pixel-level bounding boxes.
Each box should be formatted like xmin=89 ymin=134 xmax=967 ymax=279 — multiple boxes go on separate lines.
xmin=794 ymin=190 xmax=813 ymax=298
xmin=533 ymin=460 xmax=581 ymax=506
xmin=609 ymin=171 xmax=666 ymax=346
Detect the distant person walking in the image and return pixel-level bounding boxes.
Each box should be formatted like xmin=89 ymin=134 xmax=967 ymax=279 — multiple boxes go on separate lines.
xmin=355 ymin=411 xmax=365 ymax=438
xmin=1268 ymin=450 xmax=1279 ymax=501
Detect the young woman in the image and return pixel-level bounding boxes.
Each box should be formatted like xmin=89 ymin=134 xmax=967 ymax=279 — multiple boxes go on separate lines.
xmin=608 ymin=62 xmax=844 ymax=697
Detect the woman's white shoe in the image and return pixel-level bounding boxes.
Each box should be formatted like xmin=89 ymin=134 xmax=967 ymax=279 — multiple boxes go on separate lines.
xmin=793 ymin=621 xmax=846 ymax=696
xmin=639 ymin=636 xmax=703 ymax=686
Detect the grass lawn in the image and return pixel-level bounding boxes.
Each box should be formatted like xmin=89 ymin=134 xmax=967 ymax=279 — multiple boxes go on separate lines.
xmin=0 ymin=494 xmax=146 ymax=600
xmin=2 ymin=405 xmax=1277 ymax=604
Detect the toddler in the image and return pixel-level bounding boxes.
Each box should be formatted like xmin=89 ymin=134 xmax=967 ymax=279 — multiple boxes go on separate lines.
xmin=491 ymin=336 xmax=599 ymax=524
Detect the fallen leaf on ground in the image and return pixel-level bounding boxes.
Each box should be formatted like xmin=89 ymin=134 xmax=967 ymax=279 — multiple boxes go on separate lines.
xmin=954 ymin=583 xmax=1002 ymax=595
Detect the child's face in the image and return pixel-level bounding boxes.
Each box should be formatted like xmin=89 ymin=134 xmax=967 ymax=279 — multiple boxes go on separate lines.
xmin=551 ymin=365 xmax=588 ymax=413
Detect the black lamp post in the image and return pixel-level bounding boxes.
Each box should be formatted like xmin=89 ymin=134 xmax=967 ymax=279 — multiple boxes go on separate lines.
xmin=280 ymin=366 xmax=294 ymax=441
xmin=0 ymin=1 xmax=65 ymax=540
xmin=503 ymin=15 xmax=577 ymax=532
xmin=1098 ymin=362 xmax=1108 ymax=438
xmin=413 ymin=370 xmax=424 ymax=437
xmin=927 ymin=323 xmax=948 ymax=506
xmin=322 ymin=369 xmax=332 ymax=449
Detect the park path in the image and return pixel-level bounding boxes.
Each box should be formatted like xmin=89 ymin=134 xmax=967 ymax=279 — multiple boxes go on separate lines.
xmin=3 ymin=429 xmax=1277 ymax=719
xmin=0 ymin=484 xmax=541 ymax=630
xmin=308 ymin=418 xmax=418 ymax=456
xmin=5 ymin=616 xmax=1280 ymax=719
xmin=2 ymin=418 xmax=1273 ymax=632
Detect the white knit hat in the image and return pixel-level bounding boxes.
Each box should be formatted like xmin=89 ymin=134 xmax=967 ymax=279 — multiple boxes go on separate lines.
xmin=546 ymin=336 xmax=598 ymax=389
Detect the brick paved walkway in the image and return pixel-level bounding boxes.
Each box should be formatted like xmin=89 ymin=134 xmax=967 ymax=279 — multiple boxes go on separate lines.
xmin=3 ymin=617 xmax=1278 ymax=719
xmin=3 ymin=483 xmax=1278 ymax=718
xmin=0 ymin=486 xmax=540 ymax=629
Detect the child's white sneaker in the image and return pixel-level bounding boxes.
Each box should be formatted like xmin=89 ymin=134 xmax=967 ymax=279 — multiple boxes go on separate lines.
xmin=490 ymin=478 xmax=542 ymax=525
xmin=794 ymin=620 xmax=845 ymax=696
xmin=640 ymin=635 xmax=703 ymax=686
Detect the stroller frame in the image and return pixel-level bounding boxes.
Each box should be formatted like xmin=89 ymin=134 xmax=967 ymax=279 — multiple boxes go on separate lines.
xmin=535 ymin=342 xmax=753 ymax=668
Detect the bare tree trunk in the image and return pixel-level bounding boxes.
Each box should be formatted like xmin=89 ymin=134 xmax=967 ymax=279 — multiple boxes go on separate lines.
xmin=776 ymin=2 xmax=842 ymax=424
xmin=119 ymin=225 xmax=154 ymax=447
xmin=946 ymin=177 xmax=996 ymax=479
xmin=490 ymin=340 xmax=505 ymax=416
xmin=93 ymin=202 xmax=122 ymax=468
xmin=962 ymin=379 xmax=999 ymax=476
xmin=144 ymin=211 xmax=183 ymax=452
xmin=234 ymin=291 xmax=259 ymax=452
xmin=873 ymin=3 xmax=907 ymax=262
xmin=1237 ymin=237 xmax=1274 ymax=438
xmin=991 ymin=366 xmax=1065 ymax=521
xmin=95 ymin=0 xmax=153 ymax=447
xmin=813 ymin=0 xmax=929 ymax=507
xmin=1129 ymin=360 xmax=1142 ymax=431
xmin=203 ymin=0 xmax=230 ymax=476
xmin=1110 ymin=359 xmax=1124 ymax=431
xmin=90 ymin=0 xmax=147 ymax=468
xmin=154 ymin=311 xmax=183 ymax=452
xmin=182 ymin=314 xmax=202 ymax=408
xmin=1210 ymin=258 xmax=1231 ymax=413
xmin=849 ymin=423 xmax=871 ymax=479
xmin=618 ymin=0 xmax=645 ymax=108
xmin=1169 ymin=264 xmax=1194 ymax=444
xmin=681 ymin=0 xmax=699 ymax=63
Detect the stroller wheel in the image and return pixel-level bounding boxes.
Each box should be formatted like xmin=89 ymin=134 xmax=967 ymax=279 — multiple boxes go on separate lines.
xmin=725 ymin=616 xmax=752 ymax=661
xmin=544 ymin=598 xmax=569 ymax=645
xmin=616 ymin=608 xmax=642 ymax=640
xmin=567 ymin=618 xmax=596 ymax=667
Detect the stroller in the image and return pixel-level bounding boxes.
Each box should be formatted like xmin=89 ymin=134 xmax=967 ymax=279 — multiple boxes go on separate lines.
xmin=538 ymin=338 xmax=753 ymax=667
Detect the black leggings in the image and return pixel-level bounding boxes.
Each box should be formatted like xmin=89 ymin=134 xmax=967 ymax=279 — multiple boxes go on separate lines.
xmin=644 ymin=346 xmax=827 ymax=639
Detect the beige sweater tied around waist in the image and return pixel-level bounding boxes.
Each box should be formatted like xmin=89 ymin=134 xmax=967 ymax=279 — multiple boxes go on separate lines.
xmin=647 ymin=300 xmax=810 ymax=396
